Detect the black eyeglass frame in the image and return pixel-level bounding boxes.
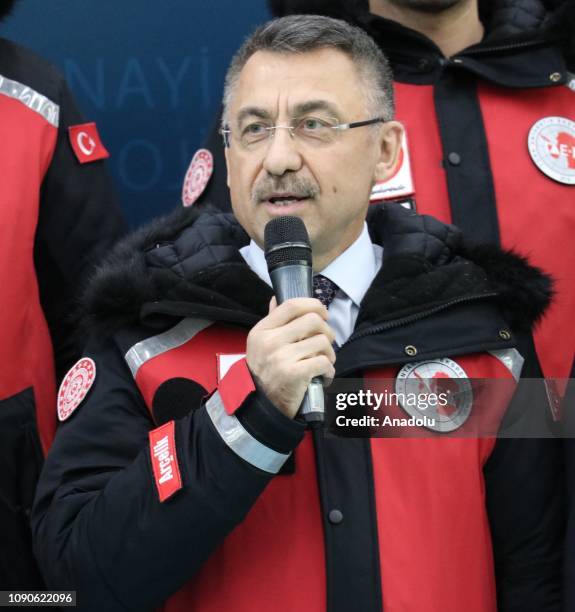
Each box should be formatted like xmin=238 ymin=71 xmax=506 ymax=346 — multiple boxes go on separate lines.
xmin=220 ymin=117 xmax=386 ymax=148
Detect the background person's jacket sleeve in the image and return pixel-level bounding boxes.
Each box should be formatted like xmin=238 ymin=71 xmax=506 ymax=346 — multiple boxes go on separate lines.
xmin=31 ymin=338 xmax=305 ymax=611
xmin=195 ymin=106 xmax=231 ymax=212
xmin=484 ymin=341 xmax=564 ymax=611
xmin=34 ymin=76 xmax=127 ymax=382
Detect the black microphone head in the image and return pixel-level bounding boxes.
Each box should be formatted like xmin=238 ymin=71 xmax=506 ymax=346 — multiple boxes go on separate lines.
xmin=264 ymin=216 xmax=312 ymax=270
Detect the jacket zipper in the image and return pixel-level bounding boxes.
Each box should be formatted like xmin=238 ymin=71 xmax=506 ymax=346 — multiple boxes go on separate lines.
xmin=390 ymin=37 xmax=545 ymax=64
xmin=460 ymin=39 xmax=547 ymax=57
xmin=340 ymin=292 xmax=499 ymax=349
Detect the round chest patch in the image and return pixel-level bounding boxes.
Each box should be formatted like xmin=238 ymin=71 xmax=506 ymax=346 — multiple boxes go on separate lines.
xmin=528 ymin=116 xmax=575 ymax=185
xmin=395 ymin=358 xmax=473 ymax=433
xmin=58 ymin=358 xmax=96 ymax=422
xmin=182 ymin=148 xmax=214 ymax=207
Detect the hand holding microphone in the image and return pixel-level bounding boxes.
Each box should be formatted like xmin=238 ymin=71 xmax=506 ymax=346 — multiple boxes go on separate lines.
xmin=245 ymin=216 xmax=335 ymax=421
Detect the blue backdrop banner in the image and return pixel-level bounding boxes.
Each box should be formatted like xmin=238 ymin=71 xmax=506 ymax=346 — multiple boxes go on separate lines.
xmin=1 ymin=1 xmax=270 ymax=226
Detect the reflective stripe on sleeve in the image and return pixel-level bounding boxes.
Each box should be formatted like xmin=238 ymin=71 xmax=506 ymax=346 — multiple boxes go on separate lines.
xmin=205 ymin=390 xmax=290 ymax=474
xmin=0 ymin=73 xmax=59 ymax=126
xmin=124 ymin=318 xmax=213 ymax=377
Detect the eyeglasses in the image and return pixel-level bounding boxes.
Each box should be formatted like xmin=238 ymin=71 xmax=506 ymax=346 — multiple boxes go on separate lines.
xmin=220 ymin=116 xmax=386 ymax=148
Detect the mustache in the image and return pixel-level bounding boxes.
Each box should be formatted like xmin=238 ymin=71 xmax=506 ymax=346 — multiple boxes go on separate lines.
xmin=252 ymin=175 xmax=320 ymax=204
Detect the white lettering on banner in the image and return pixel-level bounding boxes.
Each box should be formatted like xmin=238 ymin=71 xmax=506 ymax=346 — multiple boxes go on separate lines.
xmin=149 ymin=420 xmax=182 ymax=501
xmin=153 ymin=435 xmax=174 ymax=484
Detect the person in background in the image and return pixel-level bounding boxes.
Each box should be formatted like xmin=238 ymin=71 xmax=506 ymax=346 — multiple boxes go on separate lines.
xmin=0 ymin=0 xmax=126 ymax=588
xmin=195 ymin=0 xmax=575 ymax=388
xmin=33 ymin=16 xmax=562 ymax=611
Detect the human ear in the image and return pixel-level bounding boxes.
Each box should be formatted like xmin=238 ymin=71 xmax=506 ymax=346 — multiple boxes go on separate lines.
xmin=373 ymin=121 xmax=404 ymax=183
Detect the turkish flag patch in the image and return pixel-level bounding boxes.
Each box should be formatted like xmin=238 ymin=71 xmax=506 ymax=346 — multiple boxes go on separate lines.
xmin=68 ymin=122 xmax=110 ymax=164
xmin=149 ymin=420 xmax=183 ymax=502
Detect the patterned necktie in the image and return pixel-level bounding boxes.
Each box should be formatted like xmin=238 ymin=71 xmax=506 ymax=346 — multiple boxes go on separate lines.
xmin=313 ymin=274 xmax=339 ymax=308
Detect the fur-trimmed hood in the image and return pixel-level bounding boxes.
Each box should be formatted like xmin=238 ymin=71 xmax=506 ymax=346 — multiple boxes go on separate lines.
xmin=82 ymin=205 xmax=553 ymax=337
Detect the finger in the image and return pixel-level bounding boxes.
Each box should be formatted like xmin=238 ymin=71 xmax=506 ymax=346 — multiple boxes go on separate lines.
xmin=283 ymin=333 xmax=336 ymax=364
xmin=269 ymin=296 xmax=277 ymax=313
xmin=256 ymin=298 xmax=328 ymax=330
xmin=247 ymin=315 xmax=335 ymax=368
xmin=293 ymin=355 xmax=336 ymax=383
xmin=322 ymin=375 xmax=334 ymax=388
xmin=278 ymin=311 xmax=336 ymax=345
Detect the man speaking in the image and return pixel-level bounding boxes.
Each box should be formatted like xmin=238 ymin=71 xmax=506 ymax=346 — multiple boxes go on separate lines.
xmin=32 ymin=15 xmax=562 ymax=611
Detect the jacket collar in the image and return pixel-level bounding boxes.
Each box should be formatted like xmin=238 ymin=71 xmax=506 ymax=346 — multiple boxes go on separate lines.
xmin=353 ymin=0 xmax=569 ymax=47
xmin=82 ymin=204 xmax=552 ymax=336
xmin=354 ymin=0 xmax=569 ymax=86
xmin=241 ymin=223 xmax=381 ymax=308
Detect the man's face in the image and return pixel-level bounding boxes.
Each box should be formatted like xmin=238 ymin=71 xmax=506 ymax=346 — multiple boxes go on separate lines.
xmin=224 ymin=48 xmax=402 ymax=269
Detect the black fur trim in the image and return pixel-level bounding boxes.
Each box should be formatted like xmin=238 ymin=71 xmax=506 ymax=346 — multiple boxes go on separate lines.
xmin=355 ymin=257 xmax=495 ymax=330
xmin=81 ymin=206 xmax=206 ymax=335
xmin=459 ymin=244 xmax=554 ymax=331
xmin=356 ymin=207 xmax=553 ymax=333
xmin=81 ymin=205 xmax=271 ymax=335
xmin=356 ymin=243 xmax=552 ymax=333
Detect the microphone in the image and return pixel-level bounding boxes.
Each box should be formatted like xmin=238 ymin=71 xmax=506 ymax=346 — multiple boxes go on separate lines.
xmin=264 ymin=216 xmax=325 ymax=423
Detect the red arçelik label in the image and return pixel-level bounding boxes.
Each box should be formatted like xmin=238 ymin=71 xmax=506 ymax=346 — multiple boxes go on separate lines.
xmin=149 ymin=420 xmax=182 ymax=502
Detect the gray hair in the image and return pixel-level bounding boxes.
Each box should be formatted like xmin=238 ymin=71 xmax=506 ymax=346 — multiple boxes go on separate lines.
xmin=221 ymin=14 xmax=394 ymax=128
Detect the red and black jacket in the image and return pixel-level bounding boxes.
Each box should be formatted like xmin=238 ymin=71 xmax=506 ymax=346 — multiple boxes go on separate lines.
xmin=32 ymin=206 xmax=563 ymax=611
xmin=0 ymin=38 xmax=126 ymax=587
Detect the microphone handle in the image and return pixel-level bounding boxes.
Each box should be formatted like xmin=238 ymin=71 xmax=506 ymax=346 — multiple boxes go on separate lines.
xmin=269 ymin=264 xmax=325 ymax=423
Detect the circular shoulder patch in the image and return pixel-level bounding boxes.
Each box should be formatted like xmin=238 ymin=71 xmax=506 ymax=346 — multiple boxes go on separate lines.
xmin=395 ymin=358 xmax=473 ymax=433
xmin=182 ymin=148 xmax=214 ymax=207
xmin=528 ymin=116 xmax=575 ymax=185
xmin=58 ymin=358 xmax=96 ymax=422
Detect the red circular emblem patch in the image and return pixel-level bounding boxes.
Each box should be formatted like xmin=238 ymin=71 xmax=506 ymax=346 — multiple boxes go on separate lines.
xmin=57 ymin=358 xmax=96 ymax=422
xmin=528 ymin=116 xmax=575 ymax=185
xmin=395 ymin=358 xmax=473 ymax=432
xmin=182 ymin=148 xmax=213 ymax=207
